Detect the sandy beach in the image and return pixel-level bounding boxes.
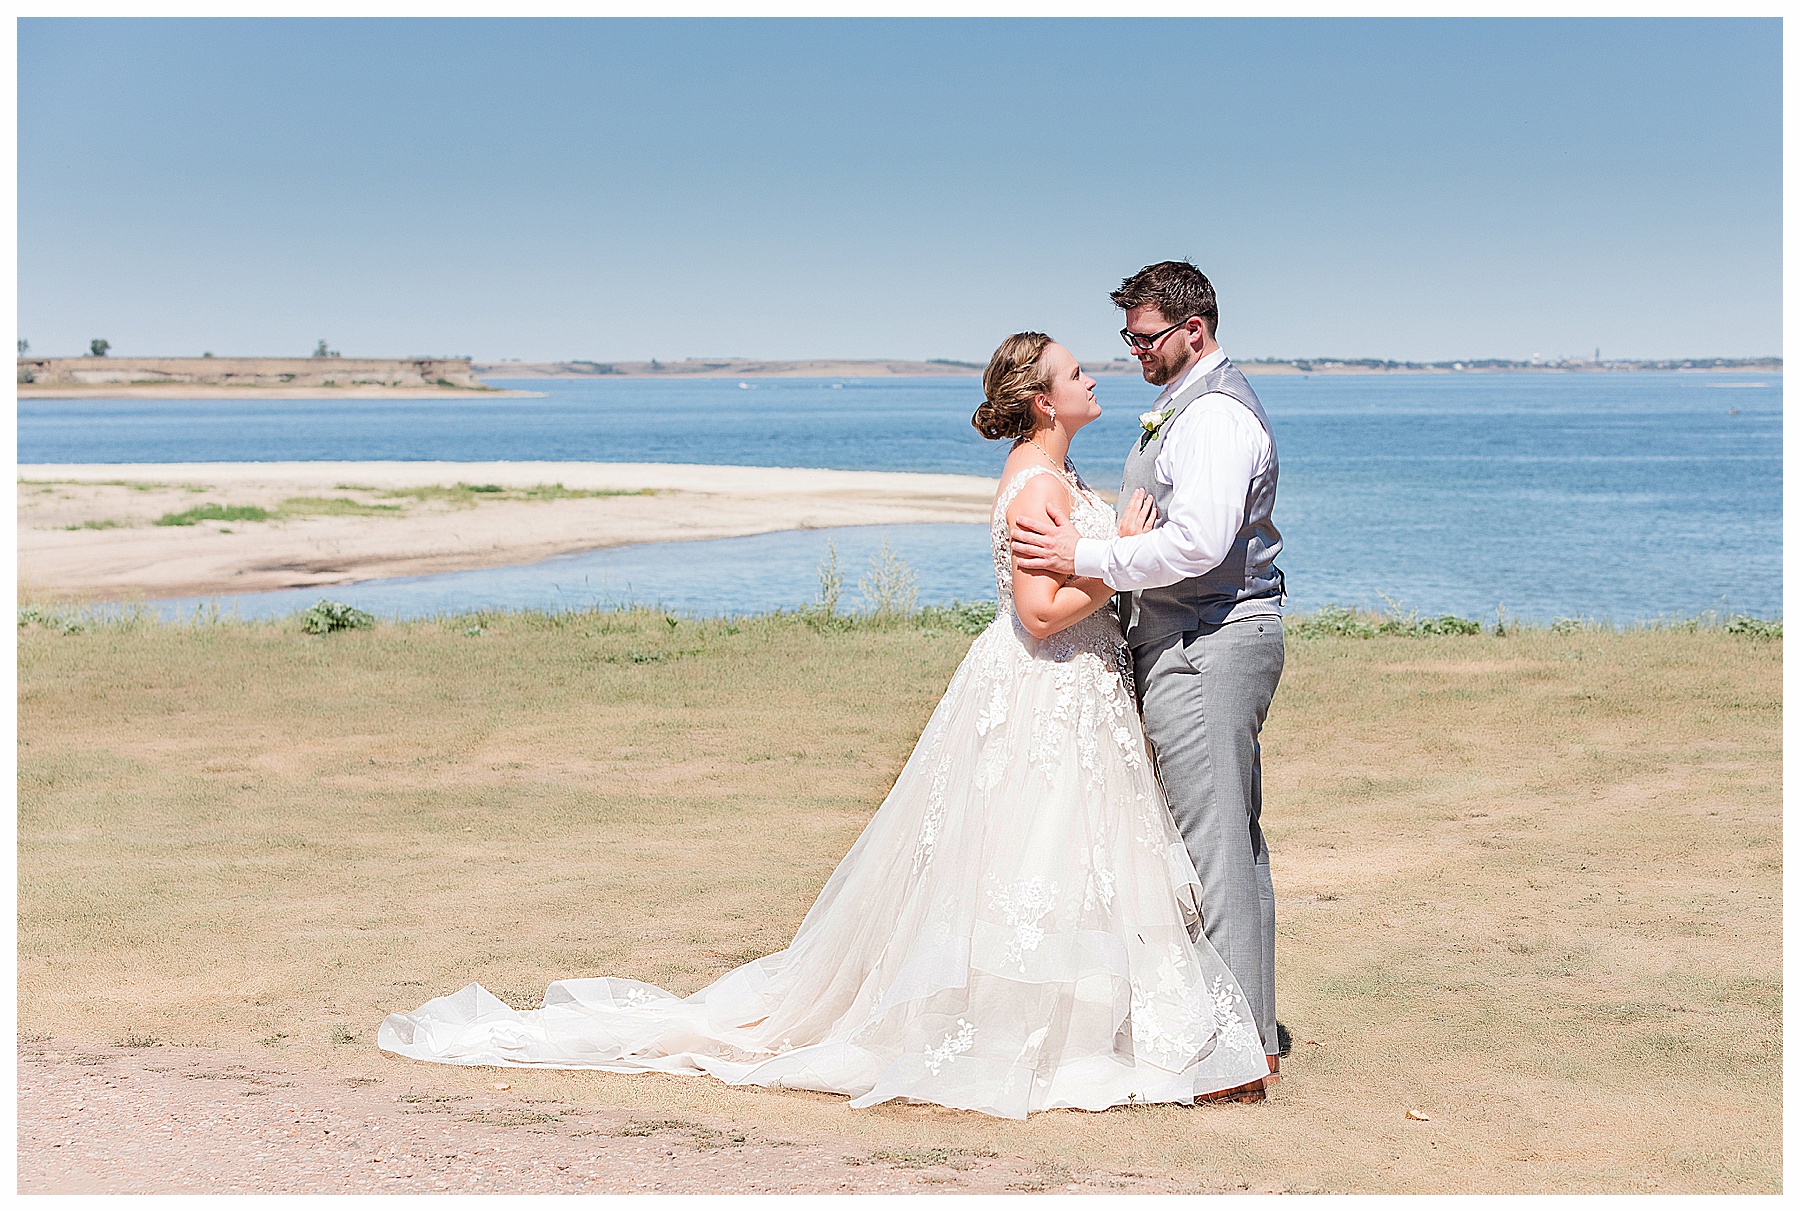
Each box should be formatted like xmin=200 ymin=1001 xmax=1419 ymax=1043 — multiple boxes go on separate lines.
xmin=18 ymin=462 xmax=999 ymax=602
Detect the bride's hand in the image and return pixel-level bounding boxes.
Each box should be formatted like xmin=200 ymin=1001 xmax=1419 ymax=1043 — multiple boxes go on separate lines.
xmin=1117 ymin=489 xmax=1157 ymax=537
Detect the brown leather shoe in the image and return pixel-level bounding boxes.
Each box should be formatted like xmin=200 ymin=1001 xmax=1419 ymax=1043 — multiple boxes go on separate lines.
xmin=1196 ymin=1077 xmax=1267 ymax=1104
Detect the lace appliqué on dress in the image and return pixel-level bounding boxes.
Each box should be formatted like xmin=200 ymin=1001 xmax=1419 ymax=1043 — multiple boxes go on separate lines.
xmin=1129 ymin=943 xmax=1214 ymax=1069
xmin=985 ymin=877 xmax=1059 ymax=972
xmin=922 ymin=1019 xmax=977 ymax=1076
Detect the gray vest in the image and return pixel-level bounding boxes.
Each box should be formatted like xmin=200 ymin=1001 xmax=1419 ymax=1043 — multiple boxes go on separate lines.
xmin=1119 ymin=356 xmax=1285 ymax=647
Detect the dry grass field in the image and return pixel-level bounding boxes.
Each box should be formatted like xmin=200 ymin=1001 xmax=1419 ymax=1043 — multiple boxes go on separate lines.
xmin=16 ymin=608 xmax=1781 ymax=1193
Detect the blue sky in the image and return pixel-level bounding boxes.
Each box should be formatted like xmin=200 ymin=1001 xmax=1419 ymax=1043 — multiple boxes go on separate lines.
xmin=17 ymin=17 xmax=1782 ymax=363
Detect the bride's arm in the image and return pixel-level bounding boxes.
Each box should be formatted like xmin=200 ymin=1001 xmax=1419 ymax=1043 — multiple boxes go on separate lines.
xmin=1007 ymin=477 xmax=1115 ymax=640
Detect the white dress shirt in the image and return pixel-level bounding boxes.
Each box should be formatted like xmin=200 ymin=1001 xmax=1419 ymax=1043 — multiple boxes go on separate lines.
xmin=1073 ymin=348 xmax=1274 ymax=592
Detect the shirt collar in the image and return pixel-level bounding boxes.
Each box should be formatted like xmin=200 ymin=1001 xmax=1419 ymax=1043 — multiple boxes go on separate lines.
xmin=1154 ymin=347 xmax=1228 ymax=409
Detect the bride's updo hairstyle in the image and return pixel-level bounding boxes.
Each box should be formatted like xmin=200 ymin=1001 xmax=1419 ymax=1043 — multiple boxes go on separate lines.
xmin=973 ymin=331 xmax=1054 ymax=441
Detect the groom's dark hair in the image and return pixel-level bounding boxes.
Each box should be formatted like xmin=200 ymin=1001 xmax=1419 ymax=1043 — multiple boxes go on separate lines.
xmin=1111 ymin=260 xmax=1219 ymax=337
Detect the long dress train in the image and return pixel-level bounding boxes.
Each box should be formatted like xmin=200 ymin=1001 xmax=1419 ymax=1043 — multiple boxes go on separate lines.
xmin=378 ymin=463 xmax=1268 ymax=1118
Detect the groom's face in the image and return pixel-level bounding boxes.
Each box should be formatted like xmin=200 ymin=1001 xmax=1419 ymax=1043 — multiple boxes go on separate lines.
xmin=1123 ymin=305 xmax=1202 ymax=388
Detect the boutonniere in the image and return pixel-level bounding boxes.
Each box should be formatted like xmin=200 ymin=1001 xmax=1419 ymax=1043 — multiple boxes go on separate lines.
xmin=1138 ymin=406 xmax=1174 ymax=447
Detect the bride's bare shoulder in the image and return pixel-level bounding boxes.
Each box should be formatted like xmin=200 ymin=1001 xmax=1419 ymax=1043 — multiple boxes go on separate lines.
xmin=998 ymin=459 xmax=1071 ymax=522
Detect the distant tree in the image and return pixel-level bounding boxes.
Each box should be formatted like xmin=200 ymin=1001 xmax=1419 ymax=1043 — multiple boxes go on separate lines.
xmin=17 ymin=338 xmax=27 ymax=355
xmin=89 ymin=339 xmax=110 ymax=357
xmin=202 ymin=351 xmax=214 ymax=358
xmin=313 ymin=339 xmax=340 ymax=358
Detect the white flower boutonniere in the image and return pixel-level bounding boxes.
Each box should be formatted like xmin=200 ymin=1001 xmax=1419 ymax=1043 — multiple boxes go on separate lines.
xmin=1138 ymin=406 xmax=1175 ymax=447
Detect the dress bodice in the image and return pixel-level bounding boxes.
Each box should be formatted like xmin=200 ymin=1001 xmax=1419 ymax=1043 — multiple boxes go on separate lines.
xmin=987 ymin=461 xmax=1131 ymax=672
xmin=989 ymin=462 xmax=1119 ymax=614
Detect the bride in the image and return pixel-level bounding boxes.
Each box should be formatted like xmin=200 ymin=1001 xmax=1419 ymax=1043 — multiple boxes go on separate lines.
xmin=379 ymin=332 xmax=1269 ymax=1118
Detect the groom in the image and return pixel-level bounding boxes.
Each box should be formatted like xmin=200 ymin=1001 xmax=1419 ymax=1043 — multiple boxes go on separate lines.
xmin=1012 ymin=260 xmax=1287 ymax=1094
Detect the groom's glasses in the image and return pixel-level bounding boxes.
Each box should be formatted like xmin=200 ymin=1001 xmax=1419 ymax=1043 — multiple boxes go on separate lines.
xmin=1119 ymin=320 xmax=1188 ymax=351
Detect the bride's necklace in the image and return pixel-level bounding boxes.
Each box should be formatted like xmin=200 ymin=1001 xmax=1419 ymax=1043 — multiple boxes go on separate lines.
xmin=1024 ymin=437 xmax=1084 ymax=499
xmin=1025 ymin=436 xmax=1067 ymax=470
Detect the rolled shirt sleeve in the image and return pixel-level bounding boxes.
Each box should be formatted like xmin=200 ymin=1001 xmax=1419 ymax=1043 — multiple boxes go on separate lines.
xmin=1073 ymin=395 xmax=1269 ymax=592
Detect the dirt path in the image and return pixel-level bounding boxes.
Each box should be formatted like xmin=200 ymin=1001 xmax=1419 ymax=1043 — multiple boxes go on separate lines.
xmin=18 ymin=1039 xmax=1211 ymax=1195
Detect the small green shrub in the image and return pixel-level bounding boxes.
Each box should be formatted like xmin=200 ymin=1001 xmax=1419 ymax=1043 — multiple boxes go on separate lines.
xmin=155 ymin=503 xmax=272 ymax=527
xmin=1289 ymin=605 xmax=1485 ymax=639
xmin=1727 ymin=615 xmax=1782 ymax=640
xmin=1414 ymin=614 xmax=1482 ymax=636
xmin=19 ymin=605 xmax=93 ymax=635
xmin=64 ymin=519 xmax=122 ymax=530
xmin=299 ymin=600 xmax=376 ymax=635
xmin=1288 ymin=605 xmax=1381 ymax=638
xmin=918 ymin=600 xmax=998 ymax=635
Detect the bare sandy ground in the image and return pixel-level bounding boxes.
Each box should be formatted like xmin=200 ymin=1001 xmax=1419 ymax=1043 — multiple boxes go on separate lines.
xmin=19 ymin=462 xmax=999 ymax=601
xmin=20 ymin=1038 xmax=1206 ymax=1194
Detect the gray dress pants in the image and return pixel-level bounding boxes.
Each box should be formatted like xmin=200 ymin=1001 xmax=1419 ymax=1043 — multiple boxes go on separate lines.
xmin=1132 ymin=614 xmax=1285 ymax=1056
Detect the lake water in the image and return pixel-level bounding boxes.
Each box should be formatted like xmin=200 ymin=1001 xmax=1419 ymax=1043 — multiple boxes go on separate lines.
xmin=20 ymin=370 xmax=1782 ymax=623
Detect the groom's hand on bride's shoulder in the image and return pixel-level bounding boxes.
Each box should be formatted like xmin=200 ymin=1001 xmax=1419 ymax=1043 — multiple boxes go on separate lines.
xmin=1011 ymin=502 xmax=1079 ymax=577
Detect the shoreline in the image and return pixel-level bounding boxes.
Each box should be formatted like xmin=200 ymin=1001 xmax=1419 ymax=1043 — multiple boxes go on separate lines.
xmin=477 ymin=360 xmax=1781 ymax=380
xmin=18 ymin=461 xmax=999 ymax=601
xmin=17 ymin=365 xmax=1778 ymax=398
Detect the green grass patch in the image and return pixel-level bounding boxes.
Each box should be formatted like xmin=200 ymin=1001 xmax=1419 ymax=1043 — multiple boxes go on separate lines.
xmin=153 ymin=503 xmax=274 ymax=527
xmin=379 ymin=484 xmax=497 ymax=507
xmin=279 ymin=496 xmax=405 ymax=517
xmin=521 ymin=482 xmax=657 ymax=500
xmin=1286 ymin=603 xmax=1781 ymax=640
xmin=24 ymin=479 xmax=206 ymax=493
xmin=63 ymin=519 xmax=123 ymax=531
xmin=379 ymin=482 xmax=657 ymax=507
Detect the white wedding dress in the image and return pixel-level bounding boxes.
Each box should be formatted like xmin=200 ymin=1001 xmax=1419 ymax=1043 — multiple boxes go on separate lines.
xmin=379 ymin=463 xmax=1268 ymax=1118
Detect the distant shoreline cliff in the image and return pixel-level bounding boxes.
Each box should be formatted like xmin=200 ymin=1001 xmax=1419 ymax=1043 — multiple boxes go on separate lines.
xmin=17 ymin=354 xmax=1778 ymax=399
xmin=15 ymin=356 xmax=541 ymax=399
xmin=18 ymin=356 xmax=498 ymax=393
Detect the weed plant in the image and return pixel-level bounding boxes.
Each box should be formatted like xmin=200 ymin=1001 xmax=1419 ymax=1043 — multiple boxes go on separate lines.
xmin=857 ymin=538 xmax=920 ymax=623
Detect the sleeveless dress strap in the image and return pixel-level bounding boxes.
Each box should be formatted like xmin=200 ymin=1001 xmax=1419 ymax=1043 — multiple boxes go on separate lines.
xmin=992 ymin=463 xmax=1076 ymax=522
